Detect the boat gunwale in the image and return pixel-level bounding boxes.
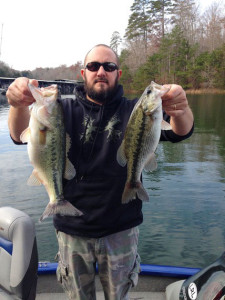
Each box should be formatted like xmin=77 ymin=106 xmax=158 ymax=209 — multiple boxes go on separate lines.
xmin=38 ymin=261 xmax=200 ymax=278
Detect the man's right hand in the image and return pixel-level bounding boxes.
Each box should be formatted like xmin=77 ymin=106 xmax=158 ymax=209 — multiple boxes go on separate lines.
xmin=7 ymin=77 xmax=39 ymax=142
xmin=6 ymin=77 xmax=39 ymax=108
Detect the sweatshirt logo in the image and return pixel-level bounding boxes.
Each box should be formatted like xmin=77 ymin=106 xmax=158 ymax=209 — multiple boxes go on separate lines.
xmin=104 ymin=115 xmax=122 ymax=141
xmin=81 ymin=116 xmax=97 ymax=143
xmin=81 ymin=114 xmax=122 ymax=143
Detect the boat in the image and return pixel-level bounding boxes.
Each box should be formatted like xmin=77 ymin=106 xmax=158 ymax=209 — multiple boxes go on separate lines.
xmin=1 ymin=206 xmax=225 ymax=300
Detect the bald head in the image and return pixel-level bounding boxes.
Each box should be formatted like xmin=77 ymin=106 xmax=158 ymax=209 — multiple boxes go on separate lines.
xmin=84 ymin=44 xmax=119 ymax=67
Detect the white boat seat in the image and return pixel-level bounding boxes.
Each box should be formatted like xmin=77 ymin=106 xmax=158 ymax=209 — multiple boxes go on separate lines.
xmin=0 ymin=206 xmax=38 ymax=300
xmin=165 ymin=280 xmax=184 ymax=300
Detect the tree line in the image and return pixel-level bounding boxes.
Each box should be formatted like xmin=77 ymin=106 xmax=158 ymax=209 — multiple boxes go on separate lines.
xmin=0 ymin=0 xmax=224 ymax=93
xmin=0 ymin=61 xmax=83 ymax=82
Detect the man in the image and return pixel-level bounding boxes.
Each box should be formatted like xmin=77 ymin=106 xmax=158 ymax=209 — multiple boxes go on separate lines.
xmin=7 ymin=44 xmax=194 ymax=300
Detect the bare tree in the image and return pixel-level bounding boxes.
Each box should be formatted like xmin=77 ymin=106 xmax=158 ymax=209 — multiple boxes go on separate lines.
xmin=110 ymin=31 xmax=122 ymax=55
xmin=198 ymin=1 xmax=225 ymax=52
xmin=171 ymin=0 xmax=199 ymax=45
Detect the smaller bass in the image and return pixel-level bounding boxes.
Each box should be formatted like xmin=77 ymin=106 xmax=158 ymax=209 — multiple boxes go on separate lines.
xmin=117 ymin=81 xmax=171 ymax=203
xmin=21 ymin=83 xmax=83 ymax=221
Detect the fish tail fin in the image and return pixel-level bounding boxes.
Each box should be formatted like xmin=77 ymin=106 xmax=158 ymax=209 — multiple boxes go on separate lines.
xmin=122 ymin=182 xmax=149 ymax=204
xmin=39 ymin=200 xmax=83 ymax=222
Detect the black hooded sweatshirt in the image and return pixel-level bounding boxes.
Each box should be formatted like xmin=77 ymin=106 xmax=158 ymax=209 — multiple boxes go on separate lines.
xmin=53 ymin=84 xmax=193 ymax=238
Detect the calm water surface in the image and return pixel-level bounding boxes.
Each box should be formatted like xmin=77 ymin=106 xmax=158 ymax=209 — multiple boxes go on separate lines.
xmin=0 ymin=94 xmax=225 ymax=268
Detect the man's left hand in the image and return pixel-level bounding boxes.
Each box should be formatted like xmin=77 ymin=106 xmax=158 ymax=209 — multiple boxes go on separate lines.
xmin=162 ymin=84 xmax=189 ymax=117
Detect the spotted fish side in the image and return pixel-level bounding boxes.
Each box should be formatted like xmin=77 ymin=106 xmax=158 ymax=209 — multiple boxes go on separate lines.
xmin=21 ymin=84 xmax=83 ymax=221
xmin=117 ymin=81 xmax=171 ymax=204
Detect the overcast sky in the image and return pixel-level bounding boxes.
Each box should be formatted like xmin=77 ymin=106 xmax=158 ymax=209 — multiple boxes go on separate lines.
xmin=0 ymin=0 xmax=221 ymax=71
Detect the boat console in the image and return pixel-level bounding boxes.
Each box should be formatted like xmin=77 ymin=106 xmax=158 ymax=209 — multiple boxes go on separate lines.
xmin=0 ymin=207 xmax=38 ymax=300
xmin=166 ymin=252 xmax=225 ymax=300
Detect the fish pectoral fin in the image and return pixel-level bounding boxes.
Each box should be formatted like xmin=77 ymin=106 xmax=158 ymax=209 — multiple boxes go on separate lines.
xmin=64 ymin=158 xmax=76 ymax=180
xmin=39 ymin=128 xmax=47 ymax=145
xmin=161 ymin=120 xmax=172 ymax=130
xmin=116 ymin=141 xmax=127 ymax=167
xmin=20 ymin=127 xmax=30 ymax=143
xmin=144 ymin=153 xmax=157 ymax=172
xmin=27 ymin=170 xmax=42 ymax=186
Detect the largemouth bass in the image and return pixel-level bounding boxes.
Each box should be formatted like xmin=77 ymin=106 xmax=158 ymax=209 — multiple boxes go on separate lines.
xmin=117 ymin=81 xmax=172 ymax=203
xmin=20 ymin=83 xmax=83 ymax=221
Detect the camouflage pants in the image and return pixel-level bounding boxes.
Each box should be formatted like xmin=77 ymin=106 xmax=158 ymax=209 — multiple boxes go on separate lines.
xmin=56 ymin=227 xmax=140 ymax=300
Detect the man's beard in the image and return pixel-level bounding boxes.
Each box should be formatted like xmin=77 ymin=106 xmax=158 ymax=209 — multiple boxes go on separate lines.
xmin=84 ymin=76 xmax=119 ymax=104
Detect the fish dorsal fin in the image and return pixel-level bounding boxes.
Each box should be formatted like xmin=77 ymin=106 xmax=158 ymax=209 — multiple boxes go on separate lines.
xmin=161 ymin=120 xmax=172 ymax=130
xmin=27 ymin=170 xmax=42 ymax=186
xmin=64 ymin=158 xmax=76 ymax=180
xmin=144 ymin=153 xmax=157 ymax=172
xmin=20 ymin=127 xmax=30 ymax=143
xmin=117 ymin=141 xmax=127 ymax=167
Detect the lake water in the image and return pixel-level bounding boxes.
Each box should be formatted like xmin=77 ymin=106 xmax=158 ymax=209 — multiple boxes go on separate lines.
xmin=0 ymin=94 xmax=225 ymax=269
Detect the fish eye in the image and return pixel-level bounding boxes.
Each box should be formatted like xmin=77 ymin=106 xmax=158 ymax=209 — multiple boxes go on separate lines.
xmin=147 ymin=89 xmax=151 ymax=95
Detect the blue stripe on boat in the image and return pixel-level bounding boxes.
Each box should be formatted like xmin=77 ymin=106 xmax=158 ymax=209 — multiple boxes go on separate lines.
xmin=38 ymin=261 xmax=200 ymax=278
xmin=0 ymin=237 xmax=13 ymax=255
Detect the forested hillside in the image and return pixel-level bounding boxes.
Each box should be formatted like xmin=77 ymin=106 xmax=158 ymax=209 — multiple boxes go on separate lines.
xmin=0 ymin=0 xmax=224 ymax=93
xmin=111 ymin=0 xmax=225 ymax=92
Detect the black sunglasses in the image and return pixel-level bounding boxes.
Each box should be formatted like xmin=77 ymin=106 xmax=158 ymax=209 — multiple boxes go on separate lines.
xmin=85 ymin=62 xmax=118 ymax=72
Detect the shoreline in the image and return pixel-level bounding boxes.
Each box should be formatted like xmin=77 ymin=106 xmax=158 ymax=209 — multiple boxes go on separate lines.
xmin=124 ymin=88 xmax=225 ymax=97
xmin=185 ymin=88 xmax=225 ymax=95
